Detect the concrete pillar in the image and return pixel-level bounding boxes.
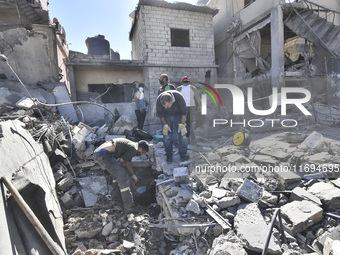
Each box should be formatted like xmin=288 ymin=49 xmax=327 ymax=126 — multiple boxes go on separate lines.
xmin=67 ymin=65 xmax=77 ymax=101
xmin=270 ymin=4 xmax=284 ymax=88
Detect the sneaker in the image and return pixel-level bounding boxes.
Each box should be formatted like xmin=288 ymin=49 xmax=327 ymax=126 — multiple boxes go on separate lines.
xmin=180 ymin=155 xmax=189 ymax=161
xmin=166 ymin=155 xmax=172 ymax=163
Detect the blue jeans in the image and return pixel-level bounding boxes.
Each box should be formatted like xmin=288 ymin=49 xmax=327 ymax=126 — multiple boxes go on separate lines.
xmin=163 ymin=115 xmax=188 ymax=157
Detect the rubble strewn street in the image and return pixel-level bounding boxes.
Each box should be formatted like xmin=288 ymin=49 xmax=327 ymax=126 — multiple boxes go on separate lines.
xmin=1 ymin=89 xmax=340 ymax=254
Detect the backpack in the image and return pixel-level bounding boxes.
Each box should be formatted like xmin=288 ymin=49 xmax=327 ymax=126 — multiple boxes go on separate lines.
xmin=126 ymin=128 xmax=153 ymax=141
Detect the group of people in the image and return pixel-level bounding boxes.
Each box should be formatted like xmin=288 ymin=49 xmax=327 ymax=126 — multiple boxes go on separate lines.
xmin=156 ymin=74 xmax=200 ymax=163
xmin=94 ymin=73 xmax=201 ymax=214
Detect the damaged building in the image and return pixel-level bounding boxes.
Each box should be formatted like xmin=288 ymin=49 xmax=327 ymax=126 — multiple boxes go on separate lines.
xmin=1 ymin=0 xmax=340 ymax=255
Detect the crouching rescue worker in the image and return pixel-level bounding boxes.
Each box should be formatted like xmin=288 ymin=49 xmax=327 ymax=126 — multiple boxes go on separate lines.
xmin=93 ymin=138 xmax=149 ymax=214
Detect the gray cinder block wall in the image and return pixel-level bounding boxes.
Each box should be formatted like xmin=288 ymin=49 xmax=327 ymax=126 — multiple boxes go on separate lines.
xmin=130 ymin=2 xmax=218 ymax=133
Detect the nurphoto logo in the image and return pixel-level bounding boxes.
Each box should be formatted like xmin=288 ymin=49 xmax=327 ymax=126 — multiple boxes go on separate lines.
xmin=200 ymin=83 xmax=312 ymax=128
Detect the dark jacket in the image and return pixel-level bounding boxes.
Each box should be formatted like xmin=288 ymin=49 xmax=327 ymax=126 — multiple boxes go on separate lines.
xmin=156 ymin=90 xmax=187 ymax=118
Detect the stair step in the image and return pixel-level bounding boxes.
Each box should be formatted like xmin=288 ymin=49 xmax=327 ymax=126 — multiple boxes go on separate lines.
xmin=317 ymin=22 xmax=334 ymax=41
xmin=327 ymin=28 xmax=340 ymax=48
xmin=298 ymin=13 xmax=320 ymax=37
xmin=328 ymin=33 xmax=340 ymax=52
xmin=321 ymin=23 xmax=336 ymax=41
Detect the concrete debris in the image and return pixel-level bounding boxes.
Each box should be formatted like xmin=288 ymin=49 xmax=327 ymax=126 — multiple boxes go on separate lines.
xmin=209 ymin=230 xmax=247 ymax=255
xmin=308 ymin=182 xmax=340 ymax=210
xmin=236 ymin=178 xmax=263 ymax=202
xmin=2 ymin=88 xmax=340 ymax=255
xmin=280 ymin=200 xmax=323 ymax=235
xmin=234 ymin=203 xmax=281 ymax=254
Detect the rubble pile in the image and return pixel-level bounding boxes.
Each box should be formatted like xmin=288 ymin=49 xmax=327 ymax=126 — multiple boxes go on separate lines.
xmin=1 ymin=85 xmax=340 ymax=254
xmin=154 ymin=126 xmax=340 ymax=255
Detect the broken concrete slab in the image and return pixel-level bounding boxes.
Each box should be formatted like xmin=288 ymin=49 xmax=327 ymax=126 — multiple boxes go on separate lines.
xmin=209 ymin=230 xmax=247 ymax=255
xmin=304 ymin=152 xmax=333 ymax=164
xmin=280 ymin=200 xmax=323 ymax=236
xmin=185 ymin=199 xmax=202 ymax=214
xmin=236 ymin=178 xmax=263 ymax=203
xmin=216 ymin=196 xmax=241 ymax=210
xmin=323 ymin=237 xmax=340 ymax=255
xmin=234 ymin=203 xmax=281 ymax=254
xmin=290 ymin=187 xmax=322 ymax=206
xmin=273 ymin=170 xmax=301 ymax=188
xmin=52 ymin=83 xmax=79 ymax=123
xmin=211 ymin=188 xmax=227 ymax=199
xmin=77 ymin=176 xmax=108 ymax=207
xmin=259 ymin=147 xmax=290 ymax=161
xmin=252 ymin=155 xmax=279 ymax=165
xmin=308 ymin=182 xmax=340 ymax=210
xmin=312 ymin=226 xmax=340 ymax=253
xmin=173 ymin=167 xmax=189 ymax=183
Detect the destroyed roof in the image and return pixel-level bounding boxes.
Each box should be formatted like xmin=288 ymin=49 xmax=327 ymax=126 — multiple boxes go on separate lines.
xmin=129 ymin=0 xmax=219 ymax=41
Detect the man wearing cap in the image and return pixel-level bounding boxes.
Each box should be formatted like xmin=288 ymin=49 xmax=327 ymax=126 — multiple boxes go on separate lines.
xmin=177 ymin=76 xmax=201 ymax=143
xmin=158 ymin=74 xmax=176 ymax=95
xmin=93 ymin=138 xmax=149 ymax=214
xmin=156 ymin=91 xmax=189 ymax=163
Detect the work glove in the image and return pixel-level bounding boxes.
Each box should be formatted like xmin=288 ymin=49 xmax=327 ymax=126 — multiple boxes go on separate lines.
xmin=178 ymin=123 xmax=187 ymax=136
xmin=162 ymin=124 xmax=171 ymax=136
xmin=131 ymin=174 xmax=138 ymax=183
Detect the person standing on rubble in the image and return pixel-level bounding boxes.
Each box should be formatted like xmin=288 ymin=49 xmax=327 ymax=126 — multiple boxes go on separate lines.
xmin=177 ymin=76 xmax=201 ymax=144
xmin=93 ymin=138 xmax=149 ymax=214
xmin=134 ymin=83 xmax=147 ymax=130
xmin=158 ymin=73 xmax=176 ymax=95
xmin=156 ymin=90 xmax=189 ymax=163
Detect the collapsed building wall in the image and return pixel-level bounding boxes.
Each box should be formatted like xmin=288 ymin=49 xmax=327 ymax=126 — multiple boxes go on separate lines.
xmin=0 ymin=25 xmax=59 ymax=85
xmin=0 ymin=120 xmax=66 ymax=254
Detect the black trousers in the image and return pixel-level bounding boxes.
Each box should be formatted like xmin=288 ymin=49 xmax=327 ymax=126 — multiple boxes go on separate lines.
xmin=135 ymin=110 xmax=146 ymax=130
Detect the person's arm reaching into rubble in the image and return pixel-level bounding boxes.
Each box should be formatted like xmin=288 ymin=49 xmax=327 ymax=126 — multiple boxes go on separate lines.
xmin=118 ymin=158 xmax=138 ymax=182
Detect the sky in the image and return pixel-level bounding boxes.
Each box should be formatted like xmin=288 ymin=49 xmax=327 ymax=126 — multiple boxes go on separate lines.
xmin=48 ymin=0 xmax=198 ymax=60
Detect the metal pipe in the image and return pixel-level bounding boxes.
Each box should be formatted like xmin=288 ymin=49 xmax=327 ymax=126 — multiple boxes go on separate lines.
xmin=1 ymin=176 xmax=66 ymax=255
xmin=262 ymin=208 xmax=287 ymax=255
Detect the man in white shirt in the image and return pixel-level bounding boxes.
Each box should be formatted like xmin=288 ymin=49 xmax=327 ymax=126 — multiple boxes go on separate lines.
xmin=177 ymin=76 xmax=201 ymax=143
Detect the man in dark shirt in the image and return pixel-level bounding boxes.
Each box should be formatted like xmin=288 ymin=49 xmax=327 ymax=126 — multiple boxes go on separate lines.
xmin=93 ymin=138 xmax=149 ymax=214
xmin=158 ymin=74 xmax=176 ymax=95
xmin=156 ymin=91 xmax=189 ymax=163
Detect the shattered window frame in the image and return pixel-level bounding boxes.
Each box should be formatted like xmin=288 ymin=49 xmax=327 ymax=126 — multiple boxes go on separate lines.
xmin=170 ymin=28 xmax=190 ymax=47
xmin=88 ymin=83 xmax=135 ymax=103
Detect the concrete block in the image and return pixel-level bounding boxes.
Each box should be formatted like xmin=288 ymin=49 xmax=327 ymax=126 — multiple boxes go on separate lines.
xmin=312 ymin=226 xmax=340 ymax=252
xmin=234 ymin=203 xmax=281 ymax=254
xmin=280 ymin=200 xmax=323 ymax=236
xmin=273 ymin=170 xmax=301 ymax=187
xmin=16 ymin=97 xmax=35 ymax=110
xmin=236 ymin=179 xmax=263 ymax=203
xmin=60 ymin=192 xmax=73 ymax=208
xmin=308 ymin=182 xmax=340 ymax=210
xmin=259 ymin=147 xmax=290 ymax=160
xmin=77 ymin=176 xmax=108 ymax=207
xmin=173 ymin=167 xmax=189 ymax=183
xmin=211 ymin=188 xmax=227 ymax=199
xmin=323 ymin=238 xmax=340 ymax=255
xmin=290 ymin=187 xmax=322 ymax=206
xmin=209 ymin=231 xmax=247 ymax=255
xmin=185 ymin=199 xmax=201 ymax=214
xmin=216 ymin=196 xmax=241 ymax=210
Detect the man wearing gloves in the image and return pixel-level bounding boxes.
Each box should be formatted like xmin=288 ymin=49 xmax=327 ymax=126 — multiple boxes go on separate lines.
xmin=93 ymin=138 xmax=149 ymax=214
xmin=156 ymin=90 xmax=189 ymax=163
